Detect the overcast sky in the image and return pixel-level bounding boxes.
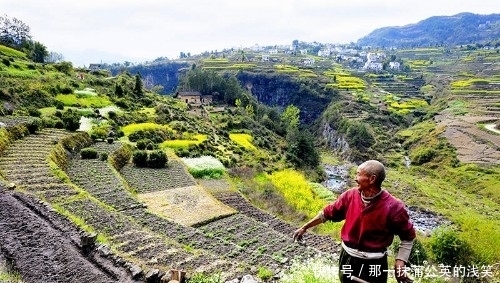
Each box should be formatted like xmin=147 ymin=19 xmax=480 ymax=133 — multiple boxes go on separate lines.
xmin=2 ymin=0 xmax=500 ymax=67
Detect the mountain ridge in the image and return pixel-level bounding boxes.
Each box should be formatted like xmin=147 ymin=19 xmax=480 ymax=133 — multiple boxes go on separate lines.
xmin=357 ymin=12 xmax=500 ymax=48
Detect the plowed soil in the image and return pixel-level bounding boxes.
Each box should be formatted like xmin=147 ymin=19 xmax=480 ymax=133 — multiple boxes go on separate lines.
xmin=0 ymin=185 xmax=139 ymax=283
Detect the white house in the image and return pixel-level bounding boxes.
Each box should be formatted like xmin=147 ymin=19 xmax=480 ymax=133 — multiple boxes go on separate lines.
xmin=389 ymin=62 xmax=401 ymax=70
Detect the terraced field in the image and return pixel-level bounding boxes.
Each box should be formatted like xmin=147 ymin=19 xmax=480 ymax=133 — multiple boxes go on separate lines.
xmin=396 ymin=49 xmax=500 ymax=166
xmin=0 ymin=127 xmax=140 ymax=283
xmin=436 ymin=78 xmax=500 ymax=165
xmin=0 ymin=124 xmax=338 ymax=282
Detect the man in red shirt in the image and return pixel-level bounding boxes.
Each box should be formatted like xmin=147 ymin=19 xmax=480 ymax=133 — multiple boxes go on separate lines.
xmin=293 ymin=160 xmax=415 ymax=283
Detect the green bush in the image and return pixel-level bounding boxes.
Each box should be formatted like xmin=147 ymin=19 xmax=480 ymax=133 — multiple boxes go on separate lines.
xmin=90 ymin=129 xmax=108 ymax=141
xmin=54 ymin=119 xmax=65 ymax=129
xmin=2 ymin=57 xmax=10 ymax=66
xmin=132 ymin=150 xmax=148 ymax=167
xmin=80 ymin=147 xmax=98 ymax=159
xmin=146 ymin=142 xmax=156 ymax=150
xmin=100 ymin=152 xmax=108 ymax=161
xmin=26 ymin=117 xmax=43 ymax=134
xmin=128 ymin=128 xmax=173 ymax=143
xmin=187 ymin=272 xmax=223 ymax=283
xmin=147 ymin=150 xmax=168 ymax=168
xmin=429 ymin=227 xmax=475 ymax=266
xmin=55 ymin=101 xmax=65 ymax=110
xmin=411 ymin=147 xmax=436 ymax=165
xmin=174 ymin=148 xmax=190 ymax=157
xmin=62 ymin=109 xmax=81 ymax=131
xmin=109 ymin=143 xmax=133 ymax=170
xmin=136 ymin=139 xmax=150 ymax=150
xmin=27 ymin=106 xmax=42 ymax=117
xmin=257 ymin=266 xmax=273 ymax=281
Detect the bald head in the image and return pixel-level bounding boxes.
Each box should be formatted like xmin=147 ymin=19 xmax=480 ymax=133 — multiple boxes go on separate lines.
xmin=359 ymin=160 xmax=386 ymax=187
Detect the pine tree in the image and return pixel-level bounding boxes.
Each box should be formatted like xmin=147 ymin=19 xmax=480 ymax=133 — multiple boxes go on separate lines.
xmin=133 ymin=73 xmax=144 ymax=97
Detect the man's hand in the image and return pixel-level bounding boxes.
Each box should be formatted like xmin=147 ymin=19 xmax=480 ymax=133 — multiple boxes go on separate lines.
xmin=292 ymin=227 xmax=306 ymax=242
xmin=394 ymin=259 xmax=413 ymax=283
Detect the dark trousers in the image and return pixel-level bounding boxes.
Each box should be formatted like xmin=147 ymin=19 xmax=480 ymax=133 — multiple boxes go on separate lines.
xmin=338 ymin=247 xmax=389 ymax=283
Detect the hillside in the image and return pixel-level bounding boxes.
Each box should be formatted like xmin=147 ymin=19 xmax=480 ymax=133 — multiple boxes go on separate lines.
xmin=2 ymin=38 xmax=500 ymax=283
xmin=357 ymin=12 xmax=500 ymax=48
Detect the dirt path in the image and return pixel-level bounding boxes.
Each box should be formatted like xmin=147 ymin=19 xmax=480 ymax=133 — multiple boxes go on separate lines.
xmin=485 ymin=123 xmax=500 ymax=134
xmin=0 ymin=186 xmax=139 ymax=283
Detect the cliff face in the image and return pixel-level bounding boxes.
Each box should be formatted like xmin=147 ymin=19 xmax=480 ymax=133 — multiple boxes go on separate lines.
xmin=236 ymin=72 xmax=333 ymax=124
xmin=109 ymin=62 xmax=189 ymax=95
xmin=320 ymin=122 xmax=350 ymax=159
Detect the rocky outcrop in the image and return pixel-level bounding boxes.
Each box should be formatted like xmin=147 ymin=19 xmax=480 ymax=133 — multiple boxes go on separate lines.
xmin=320 ymin=122 xmax=350 ymax=159
xmin=236 ymin=72 xmax=334 ymax=124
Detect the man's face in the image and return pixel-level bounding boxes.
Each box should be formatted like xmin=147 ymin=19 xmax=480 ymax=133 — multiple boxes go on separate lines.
xmin=356 ymin=167 xmax=375 ymax=189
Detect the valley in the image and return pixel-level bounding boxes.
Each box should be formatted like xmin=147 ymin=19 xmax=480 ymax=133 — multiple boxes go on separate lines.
xmin=1 ymin=41 xmax=500 ymax=283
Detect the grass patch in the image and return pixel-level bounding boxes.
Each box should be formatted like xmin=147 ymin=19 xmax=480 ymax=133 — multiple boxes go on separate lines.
xmin=55 ymin=94 xmax=112 ymax=108
xmin=160 ymin=134 xmax=207 ymax=149
xmin=0 ymin=44 xmax=27 ymax=58
xmin=121 ymin=122 xmax=172 ymax=136
xmin=451 ymin=78 xmax=493 ymax=89
xmin=445 ymin=100 xmax=468 ymax=115
xmin=309 ymin=182 xmax=336 ymax=201
xmin=229 ymin=133 xmax=257 ymax=151
xmin=391 ymin=165 xmax=500 ymax=264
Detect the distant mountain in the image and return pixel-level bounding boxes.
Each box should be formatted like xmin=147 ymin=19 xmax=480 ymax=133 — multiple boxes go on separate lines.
xmin=357 ymin=13 xmax=500 ymax=48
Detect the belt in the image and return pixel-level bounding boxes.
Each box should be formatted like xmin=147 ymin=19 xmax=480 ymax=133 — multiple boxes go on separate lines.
xmin=341 ymin=241 xmax=387 ymax=259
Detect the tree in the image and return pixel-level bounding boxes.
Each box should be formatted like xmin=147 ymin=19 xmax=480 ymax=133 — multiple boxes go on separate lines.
xmin=286 ymin=130 xmax=320 ymax=169
xmin=23 ymin=40 xmax=48 ymax=63
xmin=133 ymin=73 xmax=144 ymax=97
xmin=115 ymin=83 xmax=124 ymax=97
xmin=281 ymin=105 xmax=300 ymax=132
xmin=0 ymin=14 xmax=31 ymax=48
xmin=46 ymin=51 xmax=64 ymax=63
xmin=346 ymin=121 xmax=375 ymax=150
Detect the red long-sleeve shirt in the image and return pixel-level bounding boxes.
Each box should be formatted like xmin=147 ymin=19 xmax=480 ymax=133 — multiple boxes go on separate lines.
xmin=323 ymin=188 xmax=416 ymax=252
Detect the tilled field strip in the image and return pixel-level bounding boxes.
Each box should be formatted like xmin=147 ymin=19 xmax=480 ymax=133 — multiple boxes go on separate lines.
xmin=0 ymin=189 xmax=123 ymax=283
xmin=60 ymin=198 xmax=238 ymax=275
xmin=119 ymin=160 xmax=197 ymax=193
xmin=0 ymin=129 xmax=77 ymax=200
xmin=212 ymin=191 xmax=340 ymax=254
xmin=438 ymin=116 xmax=500 ymax=164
